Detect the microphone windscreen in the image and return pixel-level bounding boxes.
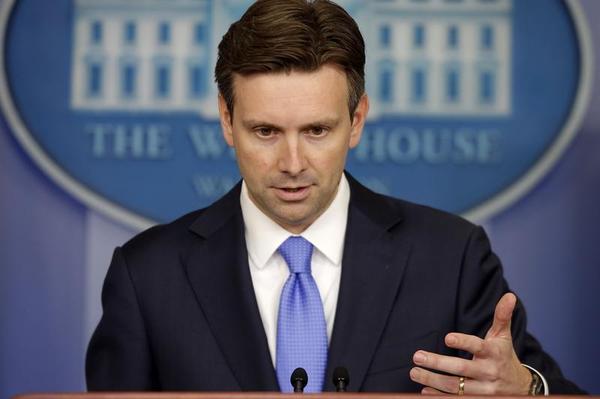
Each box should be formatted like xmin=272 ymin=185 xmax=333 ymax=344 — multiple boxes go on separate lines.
xmin=333 ymin=366 xmax=350 ymax=385
xmin=291 ymin=367 xmax=308 ymax=388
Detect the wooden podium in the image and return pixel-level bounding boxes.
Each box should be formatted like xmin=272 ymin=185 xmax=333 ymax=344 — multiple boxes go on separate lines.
xmin=13 ymin=394 xmax=426 ymax=399
xmin=12 ymin=394 xmax=596 ymax=399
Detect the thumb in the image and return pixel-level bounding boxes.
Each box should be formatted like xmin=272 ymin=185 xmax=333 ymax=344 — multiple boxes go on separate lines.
xmin=485 ymin=292 xmax=517 ymax=339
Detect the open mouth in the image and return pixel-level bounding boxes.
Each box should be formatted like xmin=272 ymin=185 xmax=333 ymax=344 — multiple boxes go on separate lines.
xmin=275 ymin=185 xmax=311 ymax=201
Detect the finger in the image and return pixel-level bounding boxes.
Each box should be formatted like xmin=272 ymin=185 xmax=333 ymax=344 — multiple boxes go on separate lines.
xmin=445 ymin=332 xmax=486 ymax=357
xmin=413 ymin=350 xmax=487 ymax=380
xmin=422 ymin=387 xmax=446 ymax=395
xmin=486 ymin=292 xmax=516 ymax=339
xmin=411 ymin=368 xmax=495 ymax=396
xmin=410 ymin=367 xmax=463 ymax=395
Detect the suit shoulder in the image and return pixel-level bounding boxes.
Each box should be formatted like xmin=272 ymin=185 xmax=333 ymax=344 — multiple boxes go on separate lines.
xmin=359 ymin=185 xmax=480 ymax=245
xmin=349 ymin=175 xmax=477 ymax=238
xmin=396 ymin=197 xmax=476 ymax=235
xmin=120 ymin=208 xmax=206 ymax=261
xmin=116 ymin=182 xmax=241 ymax=268
xmin=394 ymin=198 xmax=494 ymax=261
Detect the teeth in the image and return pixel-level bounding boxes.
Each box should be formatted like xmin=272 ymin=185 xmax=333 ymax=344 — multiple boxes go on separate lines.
xmin=285 ymin=188 xmax=300 ymax=192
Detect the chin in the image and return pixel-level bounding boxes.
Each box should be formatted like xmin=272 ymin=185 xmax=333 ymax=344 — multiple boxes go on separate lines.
xmin=275 ymin=212 xmax=313 ymax=232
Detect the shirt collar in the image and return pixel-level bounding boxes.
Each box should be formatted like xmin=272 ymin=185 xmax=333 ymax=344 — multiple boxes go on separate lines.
xmin=240 ymin=174 xmax=350 ymax=269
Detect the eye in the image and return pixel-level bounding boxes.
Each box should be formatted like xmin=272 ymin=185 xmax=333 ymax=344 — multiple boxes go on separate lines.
xmin=254 ymin=127 xmax=276 ymax=138
xmin=307 ymin=126 xmax=328 ymax=137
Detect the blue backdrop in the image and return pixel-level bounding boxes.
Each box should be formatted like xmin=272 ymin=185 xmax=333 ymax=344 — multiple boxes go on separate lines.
xmin=1 ymin=0 xmax=599 ymax=397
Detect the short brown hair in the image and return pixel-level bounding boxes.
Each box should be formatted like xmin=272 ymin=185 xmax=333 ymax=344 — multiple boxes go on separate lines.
xmin=215 ymin=0 xmax=365 ymax=119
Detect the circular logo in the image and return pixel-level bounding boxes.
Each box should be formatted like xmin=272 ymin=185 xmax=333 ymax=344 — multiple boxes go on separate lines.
xmin=0 ymin=0 xmax=592 ymax=229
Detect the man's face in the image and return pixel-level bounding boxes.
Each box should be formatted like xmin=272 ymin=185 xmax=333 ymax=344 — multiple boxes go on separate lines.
xmin=218 ymin=65 xmax=369 ymax=234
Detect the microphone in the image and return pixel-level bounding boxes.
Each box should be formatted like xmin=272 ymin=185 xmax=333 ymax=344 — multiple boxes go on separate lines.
xmin=332 ymin=366 xmax=350 ymax=392
xmin=290 ymin=367 xmax=308 ymax=393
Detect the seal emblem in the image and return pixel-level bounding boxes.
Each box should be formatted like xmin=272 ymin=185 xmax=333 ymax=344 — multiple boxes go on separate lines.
xmin=0 ymin=0 xmax=591 ymax=229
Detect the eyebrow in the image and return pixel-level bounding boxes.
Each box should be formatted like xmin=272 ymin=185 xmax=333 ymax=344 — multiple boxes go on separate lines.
xmin=241 ymin=119 xmax=283 ymax=131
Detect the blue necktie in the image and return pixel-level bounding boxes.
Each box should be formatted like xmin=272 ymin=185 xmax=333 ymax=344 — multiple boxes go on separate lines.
xmin=276 ymin=236 xmax=328 ymax=392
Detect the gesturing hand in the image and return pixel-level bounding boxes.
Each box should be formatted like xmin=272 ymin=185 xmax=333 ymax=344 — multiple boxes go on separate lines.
xmin=409 ymin=293 xmax=533 ymax=395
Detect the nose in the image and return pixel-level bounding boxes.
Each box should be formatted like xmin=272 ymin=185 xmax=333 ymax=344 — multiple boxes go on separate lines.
xmin=277 ymin=133 xmax=306 ymax=176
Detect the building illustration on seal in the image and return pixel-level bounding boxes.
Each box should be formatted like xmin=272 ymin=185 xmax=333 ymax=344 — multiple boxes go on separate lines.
xmin=70 ymin=0 xmax=512 ymax=118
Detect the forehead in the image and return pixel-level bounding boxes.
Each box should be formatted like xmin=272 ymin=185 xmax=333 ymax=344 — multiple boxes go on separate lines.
xmin=231 ymin=65 xmax=350 ymax=122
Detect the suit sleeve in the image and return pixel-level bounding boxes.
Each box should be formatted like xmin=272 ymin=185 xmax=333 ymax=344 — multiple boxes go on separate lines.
xmin=455 ymin=226 xmax=585 ymax=395
xmin=86 ymin=247 xmax=158 ymax=390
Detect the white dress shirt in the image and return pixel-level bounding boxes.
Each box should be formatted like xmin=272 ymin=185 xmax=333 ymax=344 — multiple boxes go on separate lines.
xmin=240 ymin=175 xmax=350 ymax=366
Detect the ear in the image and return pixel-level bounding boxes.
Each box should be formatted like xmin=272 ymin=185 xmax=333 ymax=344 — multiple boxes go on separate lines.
xmin=218 ymin=94 xmax=234 ymax=147
xmin=349 ymin=94 xmax=369 ymax=149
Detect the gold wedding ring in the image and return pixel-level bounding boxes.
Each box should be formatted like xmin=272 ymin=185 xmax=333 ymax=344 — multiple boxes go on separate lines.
xmin=458 ymin=376 xmax=465 ymax=396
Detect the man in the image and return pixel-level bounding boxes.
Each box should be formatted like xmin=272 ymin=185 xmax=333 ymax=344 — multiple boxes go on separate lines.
xmin=86 ymin=0 xmax=583 ymax=394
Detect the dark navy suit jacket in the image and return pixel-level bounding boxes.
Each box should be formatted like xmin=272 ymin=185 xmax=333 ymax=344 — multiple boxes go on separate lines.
xmin=86 ymin=174 xmax=583 ymax=393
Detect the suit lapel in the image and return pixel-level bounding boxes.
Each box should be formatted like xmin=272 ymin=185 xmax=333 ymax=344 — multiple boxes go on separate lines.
xmin=325 ymin=175 xmax=412 ymax=391
xmin=184 ymin=184 xmax=279 ymax=391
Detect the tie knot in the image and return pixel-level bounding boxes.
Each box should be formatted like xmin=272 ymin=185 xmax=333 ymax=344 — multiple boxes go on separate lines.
xmin=278 ymin=236 xmax=313 ymax=274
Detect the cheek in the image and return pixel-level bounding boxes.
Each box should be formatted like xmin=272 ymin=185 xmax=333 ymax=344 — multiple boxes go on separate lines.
xmin=312 ymin=142 xmax=350 ymax=170
xmin=236 ymin=148 xmax=273 ymax=178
